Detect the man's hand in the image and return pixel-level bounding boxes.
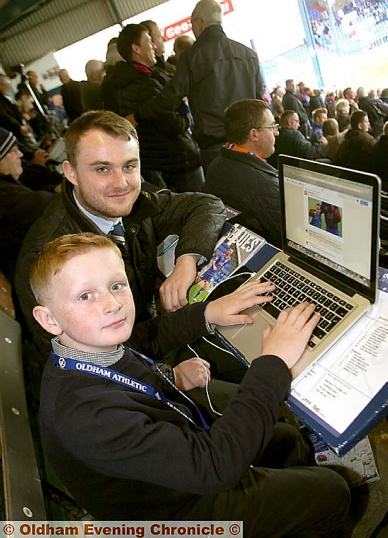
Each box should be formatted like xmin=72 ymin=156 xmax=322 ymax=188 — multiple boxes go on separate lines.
xmin=205 ymin=280 xmax=276 ymax=326
xmin=31 ymin=148 xmax=50 ymax=166
xmin=174 ymin=357 xmax=211 ymax=391
xmin=260 ymin=303 xmax=320 ymax=370
xmin=159 ymin=255 xmax=199 ymax=312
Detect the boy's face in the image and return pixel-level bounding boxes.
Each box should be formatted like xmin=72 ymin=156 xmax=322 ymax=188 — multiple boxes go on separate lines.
xmin=34 ymin=248 xmax=135 ymax=353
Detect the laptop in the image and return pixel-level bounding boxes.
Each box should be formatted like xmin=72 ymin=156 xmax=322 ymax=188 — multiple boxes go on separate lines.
xmin=216 ymin=155 xmax=381 ymax=380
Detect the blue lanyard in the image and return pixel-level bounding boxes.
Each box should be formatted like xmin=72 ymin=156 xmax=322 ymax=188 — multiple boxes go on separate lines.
xmin=50 ymin=348 xmax=210 ymax=431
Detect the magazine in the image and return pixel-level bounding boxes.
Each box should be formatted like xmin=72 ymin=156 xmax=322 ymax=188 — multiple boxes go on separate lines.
xmin=188 ymin=223 xmax=266 ymax=304
xmin=304 ymin=429 xmax=380 ymax=487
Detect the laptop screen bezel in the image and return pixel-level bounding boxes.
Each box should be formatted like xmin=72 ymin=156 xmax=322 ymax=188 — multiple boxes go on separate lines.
xmin=278 ymin=155 xmax=381 ymax=303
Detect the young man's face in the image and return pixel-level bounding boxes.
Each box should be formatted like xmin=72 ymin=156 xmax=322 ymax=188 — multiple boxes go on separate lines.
xmin=63 ymin=130 xmax=141 ymax=221
xmin=41 ymin=248 xmax=135 ymax=353
xmin=360 ymin=115 xmax=371 ymax=132
xmin=0 ymin=145 xmax=23 ymax=180
xmin=136 ymin=31 xmax=157 ymax=66
xmin=149 ymin=23 xmax=165 ymax=56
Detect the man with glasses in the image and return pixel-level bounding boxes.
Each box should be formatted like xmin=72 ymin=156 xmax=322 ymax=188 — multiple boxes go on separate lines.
xmin=267 ymin=110 xmax=327 ymax=170
xmin=204 ymin=99 xmax=282 ymax=248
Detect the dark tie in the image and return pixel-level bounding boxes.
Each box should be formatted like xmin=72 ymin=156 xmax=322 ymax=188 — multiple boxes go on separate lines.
xmin=109 ymin=222 xmax=126 ymax=247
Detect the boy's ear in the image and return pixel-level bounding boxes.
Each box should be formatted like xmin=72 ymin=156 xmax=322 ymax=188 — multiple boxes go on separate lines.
xmin=33 ymin=305 xmax=63 ymax=336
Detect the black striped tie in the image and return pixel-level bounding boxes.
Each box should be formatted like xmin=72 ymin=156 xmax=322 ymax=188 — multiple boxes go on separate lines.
xmin=109 ymin=222 xmax=126 ymax=247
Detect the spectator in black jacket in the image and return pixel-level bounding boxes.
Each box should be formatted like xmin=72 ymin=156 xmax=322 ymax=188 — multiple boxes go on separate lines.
xmin=58 ymin=69 xmax=83 ymax=123
xmin=129 ymin=0 xmax=263 ymax=172
xmin=282 ymin=79 xmax=310 ymax=137
xmin=204 ymin=99 xmax=282 ymax=247
xmin=334 ymin=110 xmax=376 ymax=172
xmin=113 ymin=23 xmax=203 ymax=192
xmin=0 ymin=127 xmax=54 ymax=283
xmin=357 ymin=86 xmax=388 ymax=139
xmin=267 ymin=110 xmax=327 ymax=169
xmin=371 ymin=120 xmax=388 ymax=191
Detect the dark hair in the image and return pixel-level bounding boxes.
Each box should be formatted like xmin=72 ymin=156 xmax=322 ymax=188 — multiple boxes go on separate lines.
xmin=224 ymin=99 xmax=270 ymax=145
xmin=343 ymin=87 xmax=353 ymax=99
xmin=280 ymin=109 xmax=298 ymax=127
xmin=117 ymin=24 xmax=148 ymax=62
xmin=350 ymin=110 xmax=367 ymax=130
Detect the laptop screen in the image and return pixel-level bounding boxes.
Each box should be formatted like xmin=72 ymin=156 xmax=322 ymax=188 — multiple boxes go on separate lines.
xmin=278 ymin=156 xmax=381 ymax=303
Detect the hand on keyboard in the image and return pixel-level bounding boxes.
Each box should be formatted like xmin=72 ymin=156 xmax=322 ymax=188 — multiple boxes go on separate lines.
xmin=260 ymin=303 xmax=320 ymax=370
xmin=205 ymin=280 xmax=276 ymax=327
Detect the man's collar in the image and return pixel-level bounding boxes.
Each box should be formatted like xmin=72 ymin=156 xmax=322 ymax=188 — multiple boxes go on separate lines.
xmin=73 ymin=193 xmax=120 ymax=235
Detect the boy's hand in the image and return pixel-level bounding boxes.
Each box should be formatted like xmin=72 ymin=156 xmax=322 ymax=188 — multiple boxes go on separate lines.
xmin=160 ymin=255 xmax=199 ymax=312
xmin=205 ymin=280 xmax=276 ymax=326
xmin=173 ymin=357 xmax=211 ymax=391
xmin=260 ymin=303 xmax=320 ymax=369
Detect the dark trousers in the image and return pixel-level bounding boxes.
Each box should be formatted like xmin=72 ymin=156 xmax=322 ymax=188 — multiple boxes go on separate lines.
xmin=211 ymin=422 xmax=351 ymax=538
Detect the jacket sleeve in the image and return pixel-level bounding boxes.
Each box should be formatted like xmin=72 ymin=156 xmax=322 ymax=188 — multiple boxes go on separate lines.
xmin=150 ymin=190 xmax=227 ymax=263
xmin=134 ymin=56 xmax=192 ymax=122
xmin=294 ymin=131 xmax=325 ymax=160
xmin=117 ymin=72 xmax=191 ymax=137
xmin=128 ymin=301 xmax=208 ymax=360
xmin=60 ymin=354 xmax=292 ymax=495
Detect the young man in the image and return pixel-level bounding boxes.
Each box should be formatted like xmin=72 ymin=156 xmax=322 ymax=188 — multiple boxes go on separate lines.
xmin=113 ymin=23 xmax=203 ymax=192
xmin=31 ymin=232 xmax=350 ymax=535
xmin=14 ymin=110 xmax=225 ymax=363
xmin=334 ymin=110 xmax=377 ymax=172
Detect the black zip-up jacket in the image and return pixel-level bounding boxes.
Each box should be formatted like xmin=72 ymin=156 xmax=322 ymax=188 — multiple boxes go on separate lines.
xmin=113 ymin=60 xmax=200 ymax=173
xmin=204 ymin=148 xmax=282 ymax=248
xmin=14 ymin=180 xmax=226 ymax=360
xmin=133 ymin=25 xmax=263 ymax=149
xmin=0 ymin=173 xmax=54 ymax=282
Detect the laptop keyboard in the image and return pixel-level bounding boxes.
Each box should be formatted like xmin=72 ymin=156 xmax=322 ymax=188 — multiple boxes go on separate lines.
xmin=259 ymin=261 xmax=354 ymax=347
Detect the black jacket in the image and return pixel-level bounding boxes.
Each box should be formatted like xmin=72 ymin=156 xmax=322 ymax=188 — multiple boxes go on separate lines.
xmin=334 ymin=128 xmax=376 ymax=172
xmin=113 ymin=60 xmax=200 ymax=173
xmin=15 ymin=180 xmax=226 ymax=359
xmin=267 ymin=128 xmax=325 ymax=169
xmin=0 ymin=174 xmax=54 ymax=282
xmin=370 ymin=134 xmax=388 ymax=190
xmin=134 ymin=25 xmax=263 ymax=149
xmin=40 ymin=338 xmax=290 ymax=521
xmin=282 ymin=91 xmax=309 ymax=128
xmin=61 ymin=79 xmax=83 ymax=122
xmin=204 ymin=148 xmax=282 ymax=247
xmin=358 ymin=96 xmax=388 ymax=139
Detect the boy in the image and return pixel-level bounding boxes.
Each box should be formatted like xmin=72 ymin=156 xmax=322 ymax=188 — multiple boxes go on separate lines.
xmin=31 ymin=233 xmax=350 ymax=536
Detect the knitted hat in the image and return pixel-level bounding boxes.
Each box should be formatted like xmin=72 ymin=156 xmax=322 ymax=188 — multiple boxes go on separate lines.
xmin=0 ymin=127 xmax=17 ymax=159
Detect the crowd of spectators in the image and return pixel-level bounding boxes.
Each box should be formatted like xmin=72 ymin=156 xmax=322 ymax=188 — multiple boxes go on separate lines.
xmin=1 ymin=0 xmax=388 ymax=532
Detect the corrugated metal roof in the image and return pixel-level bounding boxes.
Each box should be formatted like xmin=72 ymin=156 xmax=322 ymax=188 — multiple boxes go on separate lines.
xmin=0 ymin=0 xmax=168 ymax=68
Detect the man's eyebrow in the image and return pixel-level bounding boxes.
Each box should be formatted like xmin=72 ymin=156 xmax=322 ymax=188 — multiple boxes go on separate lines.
xmin=88 ymin=158 xmax=139 ymax=166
